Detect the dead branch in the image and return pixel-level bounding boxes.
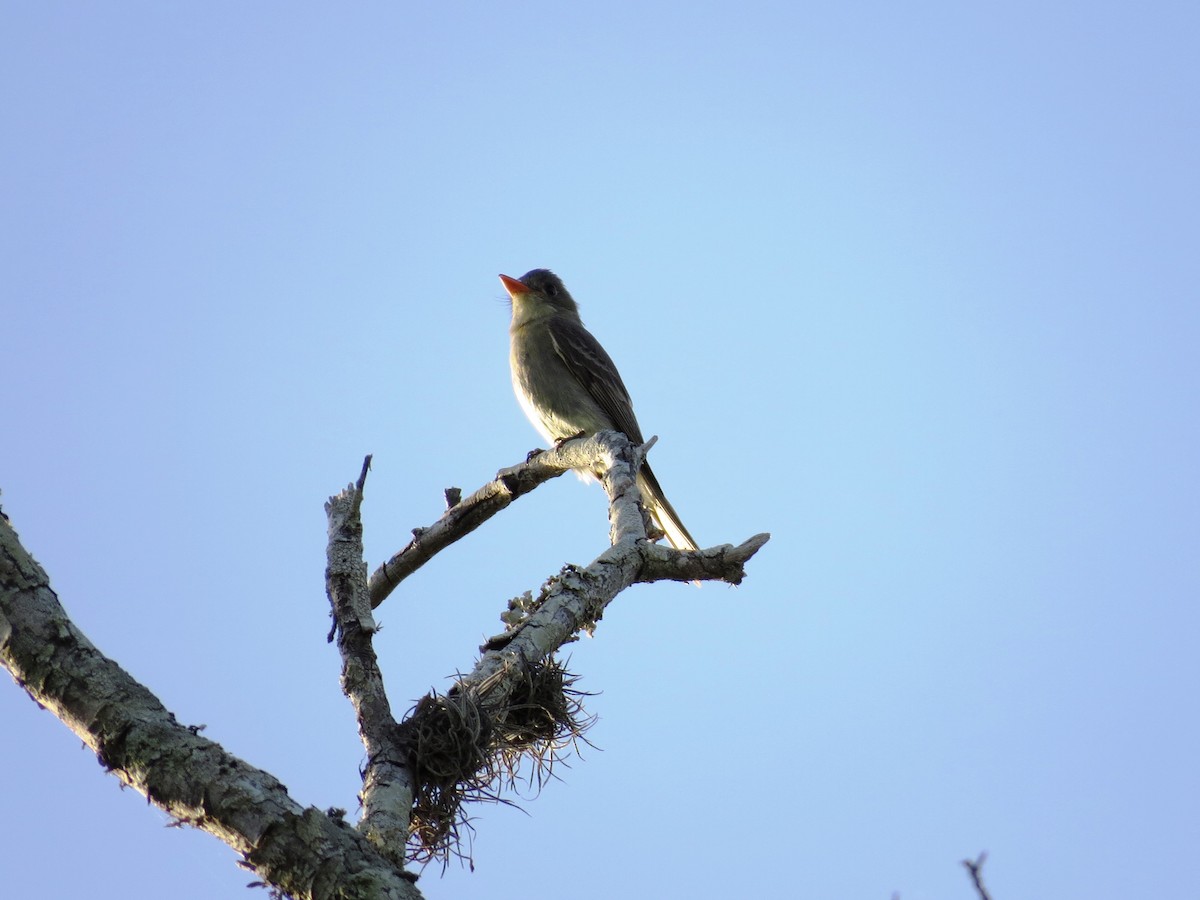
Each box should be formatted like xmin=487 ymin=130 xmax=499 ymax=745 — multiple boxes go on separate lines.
xmin=0 ymin=511 xmax=422 ymax=900
xmin=386 ymin=432 xmax=769 ymax=862
xmin=962 ymin=852 xmax=994 ymax=900
xmin=324 ymin=455 xmax=415 ymax=868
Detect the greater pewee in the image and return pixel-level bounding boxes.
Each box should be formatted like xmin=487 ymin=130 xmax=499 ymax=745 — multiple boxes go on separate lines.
xmin=501 ymin=268 xmax=699 ymax=552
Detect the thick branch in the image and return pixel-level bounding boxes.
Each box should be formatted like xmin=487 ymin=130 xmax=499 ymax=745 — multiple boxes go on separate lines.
xmin=464 ymin=432 xmax=770 ymax=709
xmin=325 ymin=456 xmax=415 ymax=867
xmin=0 ymin=511 xmax=421 ymax=900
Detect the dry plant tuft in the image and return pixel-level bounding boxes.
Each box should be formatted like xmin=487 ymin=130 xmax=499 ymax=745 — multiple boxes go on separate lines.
xmin=492 ymin=656 xmax=595 ymax=794
xmin=396 ymin=656 xmax=595 ymax=867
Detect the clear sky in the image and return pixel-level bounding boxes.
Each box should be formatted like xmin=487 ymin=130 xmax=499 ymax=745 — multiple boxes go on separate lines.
xmin=3 ymin=3 xmax=1197 ymax=898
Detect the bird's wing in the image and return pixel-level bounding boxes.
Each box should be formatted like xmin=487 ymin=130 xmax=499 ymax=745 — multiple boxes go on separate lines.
xmin=546 ymin=315 xmax=646 ymax=445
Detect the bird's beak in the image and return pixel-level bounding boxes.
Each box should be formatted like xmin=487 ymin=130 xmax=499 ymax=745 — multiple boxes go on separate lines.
xmin=499 ymin=274 xmax=529 ymax=298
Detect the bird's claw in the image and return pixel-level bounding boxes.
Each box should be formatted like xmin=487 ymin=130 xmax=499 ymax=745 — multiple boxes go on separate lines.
xmin=554 ymin=430 xmax=587 ymax=448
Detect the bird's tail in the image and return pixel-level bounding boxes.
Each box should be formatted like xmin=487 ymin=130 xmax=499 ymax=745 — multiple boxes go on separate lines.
xmin=637 ymin=463 xmax=700 ymax=552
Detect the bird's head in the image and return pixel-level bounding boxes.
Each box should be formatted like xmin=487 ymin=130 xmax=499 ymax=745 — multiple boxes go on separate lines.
xmin=500 ymin=269 xmax=580 ymax=328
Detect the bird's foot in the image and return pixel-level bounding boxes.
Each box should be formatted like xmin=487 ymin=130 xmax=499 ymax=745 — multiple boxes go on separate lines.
xmin=554 ymin=430 xmax=588 ymax=448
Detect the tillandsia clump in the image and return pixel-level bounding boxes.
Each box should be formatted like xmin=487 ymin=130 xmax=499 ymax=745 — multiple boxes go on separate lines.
xmin=493 ymin=655 xmax=595 ymax=792
xmin=396 ymin=655 xmax=594 ymax=866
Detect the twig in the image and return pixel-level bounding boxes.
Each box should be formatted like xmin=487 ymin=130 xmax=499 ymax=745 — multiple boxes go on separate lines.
xmin=962 ymin=852 xmax=994 ymax=900
xmin=367 ymin=444 xmax=573 ymax=607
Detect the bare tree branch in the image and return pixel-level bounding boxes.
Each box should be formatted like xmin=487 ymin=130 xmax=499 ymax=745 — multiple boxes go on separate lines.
xmin=456 ymin=431 xmax=769 ymax=716
xmin=963 ymin=852 xmax=994 ymax=900
xmin=3 ymin=429 xmax=770 ymax=886
xmin=368 ymin=444 xmax=573 ymax=608
xmin=325 ymin=455 xmax=415 ymax=868
xmin=368 ymin=431 xmax=761 ymax=606
xmin=381 ymin=431 xmax=769 ymax=863
xmin=0 ymin=510 xmax=422 ymax=900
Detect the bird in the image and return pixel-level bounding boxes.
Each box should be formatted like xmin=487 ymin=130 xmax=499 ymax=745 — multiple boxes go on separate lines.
xmin=500 ymin=268 xmax=699 ymax=552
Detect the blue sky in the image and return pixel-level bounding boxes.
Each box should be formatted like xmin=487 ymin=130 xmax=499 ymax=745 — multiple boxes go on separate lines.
xmin=3 ymin=3 xmax=1197 ymax=898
